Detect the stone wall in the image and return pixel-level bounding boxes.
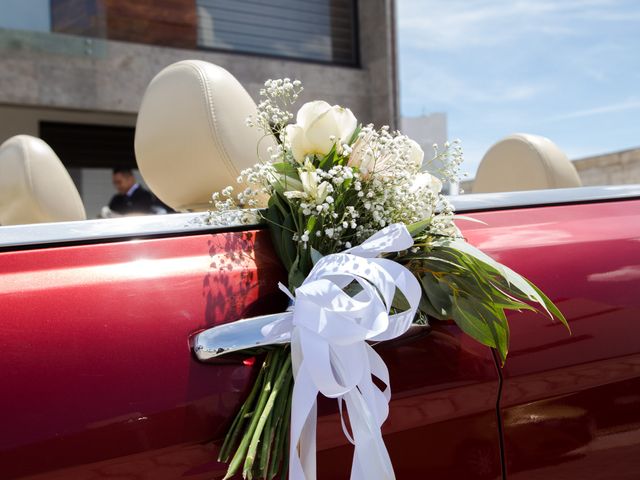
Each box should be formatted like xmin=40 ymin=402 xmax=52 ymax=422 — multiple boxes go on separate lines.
xmin=572 ymin=148 xmax=640 ymax=186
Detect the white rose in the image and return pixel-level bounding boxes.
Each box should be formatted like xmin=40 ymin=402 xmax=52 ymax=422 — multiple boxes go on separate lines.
xmin=407 ymin=139 xmax=425 ymax=171
xmin=347 ymin=130 xmax=374 ymax=174
xmin=284 ymin=101 xmax=357 ymax=163
xmin=411 ymin=172 xmax=443 ymax=195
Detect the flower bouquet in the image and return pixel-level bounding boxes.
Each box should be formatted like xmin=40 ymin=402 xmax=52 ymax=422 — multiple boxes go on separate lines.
xmin=209 ymin=79 xmax=568 ymax=480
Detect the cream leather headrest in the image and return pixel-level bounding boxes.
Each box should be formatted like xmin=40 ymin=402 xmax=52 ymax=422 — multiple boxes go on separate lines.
xmin=0 ymin=135 xmax=86 ymax=226
xmin=473 ymin=133 xmax=582 ymax=193
xmin=135 ymin=60 xmax=274 ymax=211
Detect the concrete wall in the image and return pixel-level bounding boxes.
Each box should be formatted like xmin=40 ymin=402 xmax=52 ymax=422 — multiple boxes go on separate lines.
xmin=401 ymin=114 xmax=448 ymax=150
xmin=0 ymin=104 xmax=135 ymax=139
xmin=0 ymin=104 xmax=138 ymax=218
xmin=0 ymin=0 xmax=398 ymax=127
xmin=573 ymin=148 xmax=640 ymax=186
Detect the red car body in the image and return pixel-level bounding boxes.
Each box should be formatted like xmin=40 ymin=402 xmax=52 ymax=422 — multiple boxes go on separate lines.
xmin=1 ymin=196 xmax=639 ymax=479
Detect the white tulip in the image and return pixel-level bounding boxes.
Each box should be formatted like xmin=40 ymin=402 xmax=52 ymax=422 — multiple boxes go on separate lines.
xmin=284 ymin=101 xmax=357 ymax=163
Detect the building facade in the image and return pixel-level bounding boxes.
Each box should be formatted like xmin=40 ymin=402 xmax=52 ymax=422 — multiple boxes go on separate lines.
xmin=0 ymin=0 xmax=398 ymax=217
xmin=400 ymin=113 xmax=448 ymax=157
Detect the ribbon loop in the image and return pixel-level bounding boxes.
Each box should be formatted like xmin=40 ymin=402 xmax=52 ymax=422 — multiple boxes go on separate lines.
xmin=230 ymin=224 xmax=420 ymax=479
xmin=287 ymin=223 xmax=421 ymax=480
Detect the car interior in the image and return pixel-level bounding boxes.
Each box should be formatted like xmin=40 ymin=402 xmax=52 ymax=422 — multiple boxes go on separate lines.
xmin=472 ymin=133 xmax=582 ymax=193
xmin=0 ymin=134 xmax=86 ymax=226
xmin=134 ymin=59 xmax=274 ymax=213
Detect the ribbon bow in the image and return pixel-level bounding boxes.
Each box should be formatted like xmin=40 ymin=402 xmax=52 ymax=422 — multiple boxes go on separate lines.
xmin=268 ymin=223 xmax=421 ymax=480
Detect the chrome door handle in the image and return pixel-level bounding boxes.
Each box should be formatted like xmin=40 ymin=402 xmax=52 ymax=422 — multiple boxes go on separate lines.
xmin=193 ymin=314 xmax=430 ymax=363
xmin=193 ymin=312 xmax=290 ymax=362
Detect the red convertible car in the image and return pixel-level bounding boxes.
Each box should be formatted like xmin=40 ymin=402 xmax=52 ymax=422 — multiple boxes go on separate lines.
xmin=1 ymin=184 xmax=640 ymax=479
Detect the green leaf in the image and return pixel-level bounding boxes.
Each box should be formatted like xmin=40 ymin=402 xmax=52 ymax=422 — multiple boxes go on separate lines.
xmin=452 ymin=296 xmax=510 ymax=363
xmin=264 ymin=209 xmax=288 ymax=271
xmin=418 ymin=293 xmax=443 ymax=320
xmin=526 ymin=279 xmax=570 ymax=332
xmin=347 ymin=124 xmax=362 ymax=145
xmin=269 ymin=191 xmax=289 ymax=218
xmin=433 ymin=239 xmax=561 ymax=322
xmin=272 ymin=162 xmax=299 ymax=177
xmin=305 ymin=216 xmax=317 ymax=237
xmin=404 ymin=242 xmax=567 ymax=365
xmin=272 ymin=162 xmax=303 ymax=192
xmin=407 ymin=218 xmax=432 ymax=237
xmin=419 ymin=273 xmax=453 ymax=318
xmin=318 ymin=144 xmax=338 ymax=170
xmin=310 ymin=247 xmax=323 ymax=266
xmin=280 ymin=215 xmax=296 ymax=270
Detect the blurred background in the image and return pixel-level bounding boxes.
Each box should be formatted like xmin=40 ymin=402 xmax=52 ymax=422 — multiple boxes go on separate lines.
xmin=0 ymin=0 xmax=638 ymax=217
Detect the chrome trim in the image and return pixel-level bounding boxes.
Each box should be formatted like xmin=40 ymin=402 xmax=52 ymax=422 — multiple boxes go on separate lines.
xmin=0 ymin=211 xmax=261 ymax=249
xmin=1 ymin=185 xmax=639 ymax=249
xmin=193 ymin=312 xmax=290 ymax=362
xmin=450 ymin=185 xmax=640 ymax=212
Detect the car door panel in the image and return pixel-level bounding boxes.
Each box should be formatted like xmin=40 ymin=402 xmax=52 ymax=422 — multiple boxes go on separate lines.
xmin=0 ymin=227 xmax=502 ymax=479
xmin=462 ymin=199 xmax=640 ymax=479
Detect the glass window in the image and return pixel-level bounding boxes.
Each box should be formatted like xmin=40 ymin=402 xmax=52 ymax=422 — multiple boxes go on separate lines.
xmin=0 ymin=0 xmax=50 ymax=33
xmin=197 ymin=0 xmax=359 ymax=64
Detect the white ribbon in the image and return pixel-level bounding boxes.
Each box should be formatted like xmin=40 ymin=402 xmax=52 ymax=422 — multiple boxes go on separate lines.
xmin=259 ymin=223 xmax=421 ymax=480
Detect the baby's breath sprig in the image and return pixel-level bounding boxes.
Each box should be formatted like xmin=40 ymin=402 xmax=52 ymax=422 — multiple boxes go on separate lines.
xmin=246 ymin=78 xmax=303 ymax=140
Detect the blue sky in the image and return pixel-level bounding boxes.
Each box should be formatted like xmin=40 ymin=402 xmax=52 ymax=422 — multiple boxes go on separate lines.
xmin=397 ymin=0 xmax=640 ymax=177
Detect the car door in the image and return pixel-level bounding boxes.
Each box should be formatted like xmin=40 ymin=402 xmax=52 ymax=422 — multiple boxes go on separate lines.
xmin=463 ymin=199 xmax=640 ymax=479
xmin=0 ymin=223 xmax=502 ymax=480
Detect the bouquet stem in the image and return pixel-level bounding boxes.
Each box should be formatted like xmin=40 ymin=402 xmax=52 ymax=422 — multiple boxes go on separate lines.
xmin=220 ymin=346 xmax=293 ymax=480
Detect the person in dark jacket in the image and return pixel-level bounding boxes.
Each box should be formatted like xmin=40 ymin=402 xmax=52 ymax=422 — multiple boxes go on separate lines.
xmin=108 ymin=167 xmax=155 ymax=215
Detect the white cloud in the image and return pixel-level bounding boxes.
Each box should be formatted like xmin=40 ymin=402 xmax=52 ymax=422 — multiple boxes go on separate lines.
xmin=548 ymin=98 xmax=640 ymax=121
xmin=398 ymin=0 xmax=635 ymax=51
xmin=401 ymin=64 xmax=546 ymax=110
